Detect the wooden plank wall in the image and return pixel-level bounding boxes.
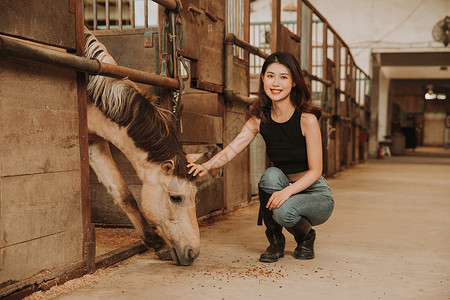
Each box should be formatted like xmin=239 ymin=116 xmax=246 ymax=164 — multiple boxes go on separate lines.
xmin=179 ymin=0 xmax=226 ymax=93
xmin=0 ymin=57 xmax=84 ymax=295
xmin=0 ymin=0 xmax=76 ymax=49
xmin=181 ymin=92 xmax=226 ymax=216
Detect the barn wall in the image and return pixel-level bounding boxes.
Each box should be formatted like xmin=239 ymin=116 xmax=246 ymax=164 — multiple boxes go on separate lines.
xmin=0 ymin=0 xmax=76 ymax=50
xmin=0 ymin=57 xmax=84 ymax=292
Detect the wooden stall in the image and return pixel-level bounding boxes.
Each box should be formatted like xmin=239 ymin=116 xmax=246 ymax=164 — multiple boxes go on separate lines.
xmin=0 ymin=1 xmax=94 ymax=298
xmin=1 ymin=0 xmax=371 ymax=296
xmin=85 ymin=0 xmax=253 ymax=231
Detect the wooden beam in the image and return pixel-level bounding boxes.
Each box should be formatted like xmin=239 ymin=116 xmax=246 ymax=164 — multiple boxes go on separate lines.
xmin=271 ymin=0 xmax=281 ymax=53
xmin=243 ymin=0 xmax=250 ymax=62
xmin=297 ymin=0 xmax=302 ymax=62
xmin=95 ymin=241 xmax=148 ymax=269
xmin=76 ymin=0 xmax=96 ymax=273
xmin=308 ymin=9 xmax=313 ymax=73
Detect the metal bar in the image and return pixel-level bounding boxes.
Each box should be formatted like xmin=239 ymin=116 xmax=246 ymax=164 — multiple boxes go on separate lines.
xmin=144 ymin=0 xmax=148 ymax=28
xmin=152 ymin=0 xmax=177 ymax=11
xmin=224 ymin=33 xmax=268 ymax=104
xmin=118 ymin=0 xmax=123 ymax=28
xmin=99 ymin=63 xmax=179 ymax=88
xmin=226 ymin=33 xmax=269 ymax=59
xmin=303 ymin=70 xmax=332 ymax=86
xmin=130 ymin=0 xmax=135 ymax=28
xmin=0 ymin=36 xmax=179 ymax=89
xmin=105 ymin=0 xmax=110 ymax=29
xmin=93 ymin=0 xmax=98 ymax=29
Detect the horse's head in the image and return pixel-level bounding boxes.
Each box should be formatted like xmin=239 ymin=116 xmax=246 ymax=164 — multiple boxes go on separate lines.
xmin=139 ymin=157 xmax=199 ymax=266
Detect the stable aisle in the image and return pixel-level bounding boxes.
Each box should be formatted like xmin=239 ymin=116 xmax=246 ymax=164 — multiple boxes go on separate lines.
xmin=27 ymin=148 xmax=450 ymax=300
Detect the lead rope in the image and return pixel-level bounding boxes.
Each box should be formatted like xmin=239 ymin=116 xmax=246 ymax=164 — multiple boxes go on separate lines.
xmin=165 ymin=0 xmax=190 ymax=121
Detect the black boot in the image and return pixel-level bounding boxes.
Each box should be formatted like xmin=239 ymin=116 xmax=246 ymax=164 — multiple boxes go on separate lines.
xmin=285 ymin=217 xmax=315 ymax=260
xmin=258 ymin=187 xmax=285 ymax=263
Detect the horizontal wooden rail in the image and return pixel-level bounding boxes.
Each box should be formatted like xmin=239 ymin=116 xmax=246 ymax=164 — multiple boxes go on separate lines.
xmin=0 ymin=35 xmax=179 ymax=89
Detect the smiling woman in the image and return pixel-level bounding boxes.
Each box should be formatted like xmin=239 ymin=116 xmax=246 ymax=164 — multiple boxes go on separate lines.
xmin=262 ymin=63 xmax=295 ymax=105
xmin=188 ymin=52 xmax=334 ymax=263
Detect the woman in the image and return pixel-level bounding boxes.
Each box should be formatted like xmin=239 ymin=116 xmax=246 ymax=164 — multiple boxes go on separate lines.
xmin=188 ymin=52 xmax=334 ymax=263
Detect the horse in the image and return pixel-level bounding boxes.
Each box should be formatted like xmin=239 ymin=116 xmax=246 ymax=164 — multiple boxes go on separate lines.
xmin=84 ymin=28 xmax=200 ymax=266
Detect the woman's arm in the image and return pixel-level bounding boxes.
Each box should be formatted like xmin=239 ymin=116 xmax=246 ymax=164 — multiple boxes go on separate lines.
xmin=267 ymin=113 xmax=323 ymax=210
xmin=188 ymin=117 xmax=260 ymax=177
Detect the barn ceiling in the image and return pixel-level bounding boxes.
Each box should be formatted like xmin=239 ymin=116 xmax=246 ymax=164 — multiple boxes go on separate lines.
xmin=375 ymin=51 xmax=450 ymax=79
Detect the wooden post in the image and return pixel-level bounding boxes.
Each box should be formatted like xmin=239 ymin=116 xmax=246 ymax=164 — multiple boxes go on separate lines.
xmin=244 ymin=0 xmax=250 ymax=96
xmin=130 ymin=0 xmax=135 ymax=28
xmin=76 ymin=0 xmax=95 ymax=273
xmin=334 ymin=38 xmax=341 ymax=172
xmin=243 ymin=0 xmax=250 ymax=61
xmin=297 ymin=0 xmax=302 ymax=62
xmin=271 ymin=0 xmax=281 ymax=53
xmin=106 ymin=0 xmax=110 ymax=29
xmin=321 ymin=22 xmax=328 ymax=175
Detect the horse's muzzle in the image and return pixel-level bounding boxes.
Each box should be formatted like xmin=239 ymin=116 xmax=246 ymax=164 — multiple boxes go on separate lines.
xmin=172 ymin=246 xmax=199 ymax=266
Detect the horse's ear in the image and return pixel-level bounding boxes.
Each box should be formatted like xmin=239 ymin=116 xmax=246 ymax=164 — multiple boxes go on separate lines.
xmin=161 ymin=160 xmax=174 ymax=174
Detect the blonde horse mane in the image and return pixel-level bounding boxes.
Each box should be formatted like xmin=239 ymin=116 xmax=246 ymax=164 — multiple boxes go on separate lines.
xmin=84 ymin=28 xmax=189 ymax=179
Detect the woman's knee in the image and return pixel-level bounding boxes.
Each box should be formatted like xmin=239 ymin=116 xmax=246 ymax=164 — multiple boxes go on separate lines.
xmin=272 ymin=206 xmax=299 ymax=228
xmin=258 ymin=167 xmax=289 ymax=192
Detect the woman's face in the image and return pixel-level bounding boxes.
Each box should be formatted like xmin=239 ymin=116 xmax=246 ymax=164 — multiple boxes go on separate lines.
xmin=262 ymin=63 xmax=295 ymax=103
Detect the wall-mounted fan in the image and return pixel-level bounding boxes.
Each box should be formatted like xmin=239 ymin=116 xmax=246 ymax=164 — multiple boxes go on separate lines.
xmin=432 ymin=16 xmax=450 ymax=46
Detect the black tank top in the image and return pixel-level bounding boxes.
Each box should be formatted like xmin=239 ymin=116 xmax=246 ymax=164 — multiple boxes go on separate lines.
xmin=260 ymin=110 xmax=309 ymax=174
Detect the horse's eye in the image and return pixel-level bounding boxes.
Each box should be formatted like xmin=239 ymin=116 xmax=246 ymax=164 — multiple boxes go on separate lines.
xmin=170 ymin=195 xmax=183 ymax=204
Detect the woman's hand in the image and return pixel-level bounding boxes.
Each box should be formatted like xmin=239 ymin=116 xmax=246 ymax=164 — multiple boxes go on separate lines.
xmin=267 ymin=189 xmax=292 ymax=210
xmin=187 ymin=162 xmax=209 ymax=177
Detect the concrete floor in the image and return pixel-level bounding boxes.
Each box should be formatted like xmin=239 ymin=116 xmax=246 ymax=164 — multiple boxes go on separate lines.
xmin=32 ymin=148 xmax=450 ymax=300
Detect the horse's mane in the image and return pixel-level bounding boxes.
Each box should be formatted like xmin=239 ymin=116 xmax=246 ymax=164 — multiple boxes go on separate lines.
xmin=84 ymin=28 xmax=189 ymax=179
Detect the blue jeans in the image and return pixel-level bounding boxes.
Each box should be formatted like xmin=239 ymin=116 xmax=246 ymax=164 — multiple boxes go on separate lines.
xmin=259 ymin=167 xmax=334 ymax=227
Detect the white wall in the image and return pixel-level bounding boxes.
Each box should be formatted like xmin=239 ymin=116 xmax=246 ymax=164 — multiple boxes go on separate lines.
xmin=251 ymin=0 xmax=450 ymax=73
xmin=251 ymin=0 xmax=299 ymax=23
xmin=308 ymin=0 xmax=449 ymax=73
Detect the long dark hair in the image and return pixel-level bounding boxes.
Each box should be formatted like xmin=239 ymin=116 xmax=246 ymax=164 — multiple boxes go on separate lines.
xmin=247 ymin=51 xmax=321 ymax=121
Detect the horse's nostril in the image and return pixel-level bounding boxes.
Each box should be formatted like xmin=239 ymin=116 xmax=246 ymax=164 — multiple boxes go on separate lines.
xmin=186 ymin=247 xmax=197 ymax=262
xmin=188 ymin=248 xmax=195 ymax=260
